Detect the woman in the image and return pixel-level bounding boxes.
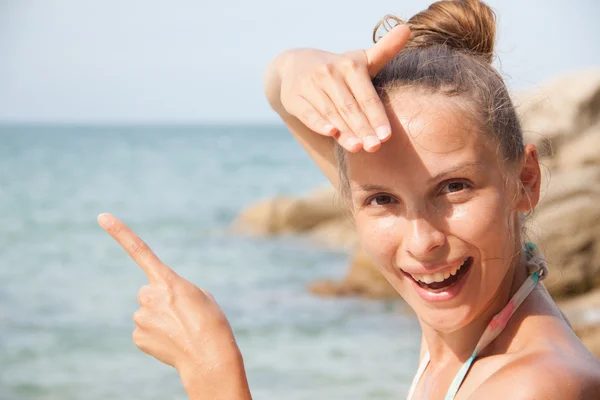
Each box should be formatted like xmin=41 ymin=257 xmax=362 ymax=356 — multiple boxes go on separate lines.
xmin=99 ymin=0 xmax=600 ymax=398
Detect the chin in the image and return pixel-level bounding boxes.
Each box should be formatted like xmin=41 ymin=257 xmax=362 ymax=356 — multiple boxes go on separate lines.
xmin=378 ymin=262 xmax=482 ymax=333
xmin=416 ymin=304 xmax=476 ymax=333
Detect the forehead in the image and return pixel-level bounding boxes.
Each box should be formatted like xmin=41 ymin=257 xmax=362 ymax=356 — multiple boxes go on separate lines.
xmin=347 ymin=91 xmax=494 ymax=184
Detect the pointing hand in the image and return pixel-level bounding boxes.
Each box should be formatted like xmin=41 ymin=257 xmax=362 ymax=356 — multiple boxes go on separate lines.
xmin=98 ymin=213 xmax=251 ymax=399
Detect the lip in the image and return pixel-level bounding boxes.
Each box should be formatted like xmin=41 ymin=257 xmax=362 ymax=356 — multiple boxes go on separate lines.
xmin=401 ymin=257 xmax=467 ymax=277
xmin=400 ymin=257 xmax=474 ymax=303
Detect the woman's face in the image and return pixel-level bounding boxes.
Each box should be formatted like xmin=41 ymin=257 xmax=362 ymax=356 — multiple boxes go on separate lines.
xmin=347 ymin=91 xmax=533 ymax=332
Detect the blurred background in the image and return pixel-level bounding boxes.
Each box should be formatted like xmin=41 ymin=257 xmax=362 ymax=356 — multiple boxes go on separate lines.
xmin=1 ymin=1 xmax=599 ymax=399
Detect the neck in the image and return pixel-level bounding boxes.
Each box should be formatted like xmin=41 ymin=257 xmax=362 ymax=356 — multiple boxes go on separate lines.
xmin=420 ymin=255 xmax=530 ymax=367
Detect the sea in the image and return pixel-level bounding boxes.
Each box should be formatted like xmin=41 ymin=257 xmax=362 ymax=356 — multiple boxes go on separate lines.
xmin=0 ymin=125 xmax=421 ymax=400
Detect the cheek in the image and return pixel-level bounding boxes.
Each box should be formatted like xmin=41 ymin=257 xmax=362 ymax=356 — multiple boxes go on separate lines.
xmin=448 ymin=191 xmax=514 ymax=257
xmin=355 ymin=214 xmax=402 ymax=267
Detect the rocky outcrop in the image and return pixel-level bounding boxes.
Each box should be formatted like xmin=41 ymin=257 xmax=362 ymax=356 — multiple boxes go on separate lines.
xmin=309 ymin=246 xmax=399 ymax=299
xmin=509 ymin=70 xmax=600 ymax=299
xmin=516 ymin=68 xmax=600 ymax=159
xmin=529 ymin=166 xmax=600 ymax=297
xmin=232 ymin=187 xmax=346 ymax=236
xmin=558 ymin=288 xmax=600 ymax=358
xmin=232 ymin=186 xmax=359 ymax=250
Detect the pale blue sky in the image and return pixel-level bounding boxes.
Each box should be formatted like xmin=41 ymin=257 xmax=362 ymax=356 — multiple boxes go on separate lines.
xmin=1 ymin=0 xmax=598 ymax=124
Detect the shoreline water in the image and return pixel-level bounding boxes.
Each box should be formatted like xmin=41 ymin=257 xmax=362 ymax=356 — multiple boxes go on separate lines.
xmin=0 ymin=125 xmax=421 ymax=400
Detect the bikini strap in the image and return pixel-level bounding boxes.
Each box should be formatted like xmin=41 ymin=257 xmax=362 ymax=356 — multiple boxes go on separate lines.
xmin=524 ymin=242 xmax=548 ymax=281
xmin=443 ymin=243 xmax=548 ymax=400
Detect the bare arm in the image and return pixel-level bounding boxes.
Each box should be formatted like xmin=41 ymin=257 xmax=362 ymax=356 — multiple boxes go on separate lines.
xmin=180 ymin=358 xmax=252 ymax=400
xmin=264 ymin=50 xmax=340 ymax=187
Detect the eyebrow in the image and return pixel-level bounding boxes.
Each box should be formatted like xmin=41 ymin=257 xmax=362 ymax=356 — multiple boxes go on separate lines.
xmin=426 ymin=161 xmax=484 ymax=184
xmin=356 ymin=183 xmax=391 ymax=192
xmin=354 ymin=162 xmax=484 ymax=192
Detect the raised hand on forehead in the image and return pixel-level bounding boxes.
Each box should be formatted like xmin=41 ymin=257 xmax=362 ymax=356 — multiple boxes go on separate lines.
xmin=97 ymin=213 xmax=250 ymax=398
xmin=279 ymin=24 xmax=411 ymax=153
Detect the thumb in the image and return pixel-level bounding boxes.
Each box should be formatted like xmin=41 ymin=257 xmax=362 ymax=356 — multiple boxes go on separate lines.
xmin=365 ymin=24 xmax=411 ymax=77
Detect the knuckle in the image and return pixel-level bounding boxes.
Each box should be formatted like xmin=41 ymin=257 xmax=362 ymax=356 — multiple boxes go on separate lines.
xmin=132 ymin=328 xmax=141 ymax=343
xmin=284 ymin=95 xmax=304 ymax=113
xmin=315 ymin=63 xmax=335 ymax=78
xmin=137 ymin=285 xmax=153 ymax=306
xmin=359 ymin=96 xmax=383 ymax=109
xmin=296 ymin=86 xmax=311 ymax=100
xmin=339 ymin=101 xmax=360 ymax=117
xmin=137 ymin=293 xmax=151 ymax=307
xmin=340 ymin=58 xmax=361 ymax=72
xmin=322 ymin=106 xmax=339 ymax=119
xmin=128 ymin=239 xmax=147 ymax=255
xmin=132 ymin=329 xmax=147 ymax=351
xmin=132 ymin=309 xmax=145 ymax=326
xmin=300 ymin=109 xmax=320 ymax=126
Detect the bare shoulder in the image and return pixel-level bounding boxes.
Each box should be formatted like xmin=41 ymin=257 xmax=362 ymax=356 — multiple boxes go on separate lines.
xmin=470 ymin=349 xmax=600 ymax=400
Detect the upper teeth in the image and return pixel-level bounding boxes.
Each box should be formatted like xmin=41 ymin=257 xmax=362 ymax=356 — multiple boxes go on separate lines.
xmin=410 ymin=258 xmax=469 ymax=284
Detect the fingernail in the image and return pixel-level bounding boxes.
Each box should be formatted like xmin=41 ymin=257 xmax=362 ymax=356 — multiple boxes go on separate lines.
xmin=363 ymin=135 xmax=380 ymax=150
xmin=346 ymin=137 xmax=362 ymax=149
xmin=323 ymin=124 xmax=336 ymax=135
xmin=376 ymin=126 xmax=391 ymax=140
xmin=97 ymin=213 xmax=113 ymax=228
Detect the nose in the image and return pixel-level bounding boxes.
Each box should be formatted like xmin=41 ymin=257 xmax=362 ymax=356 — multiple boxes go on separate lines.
xmin=405 ymin=217 xmax=446 ymax=260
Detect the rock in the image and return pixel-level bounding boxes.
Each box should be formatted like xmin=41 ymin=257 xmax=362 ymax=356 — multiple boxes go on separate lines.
xmin=309 ymin=246 xmax=399 ymax=299
xmin=575 ymin=325 xmax=600 ymax=359
xmin=233 ymin=196 xmax=297 ymax=235
xmin=232 ymin=187 xmax=345 ymax=236
xmin=308 ymin=217 xmax=358 ymax=250
xmin=515 ymin=68 xmax=600 ymax=157
xmin=528 ymin=166 xmax=600 ymax=297
xmin=558 ymin=288 xmax=600 ymax=358
xmin=555 ymin=123 xmax=600 ymax=170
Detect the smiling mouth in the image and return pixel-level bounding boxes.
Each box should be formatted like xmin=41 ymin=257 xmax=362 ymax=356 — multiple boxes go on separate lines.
xmin=409 ymin=257 xmax=474 ymax=291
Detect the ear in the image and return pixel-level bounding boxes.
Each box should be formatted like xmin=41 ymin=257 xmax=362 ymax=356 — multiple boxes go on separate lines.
xmin=516 ymin=144 xmax=542 ymax=212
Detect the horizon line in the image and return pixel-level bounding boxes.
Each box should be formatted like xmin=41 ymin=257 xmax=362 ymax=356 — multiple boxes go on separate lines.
xmin=0 ymin=120 xmax=285 ymax=128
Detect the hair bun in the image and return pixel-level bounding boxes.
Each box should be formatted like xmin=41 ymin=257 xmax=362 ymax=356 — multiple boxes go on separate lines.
xmin=375 ymin=0 xmax=496 ymax=64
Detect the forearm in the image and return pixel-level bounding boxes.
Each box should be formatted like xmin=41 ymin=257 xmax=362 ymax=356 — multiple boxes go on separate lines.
xmin=264 ymin=52 xmax=287 ymax=114
xmin=262 ymin=47 xmax=341 ymax=187
xmin=181 ymin=372 xmax=252 ymax=400
xmin=179 ymin=351 xmax=252 ymax=400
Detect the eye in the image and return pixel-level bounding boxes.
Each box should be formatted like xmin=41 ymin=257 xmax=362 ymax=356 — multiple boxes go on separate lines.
xmin=440 ymin=180 xmax=470 ymax=194
xmin=368 ymin=194 xmax=396 ymax=206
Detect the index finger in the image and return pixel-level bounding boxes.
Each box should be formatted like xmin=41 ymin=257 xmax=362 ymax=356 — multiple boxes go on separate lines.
xmin=97 ymin=213 xmax=176 ymax=284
